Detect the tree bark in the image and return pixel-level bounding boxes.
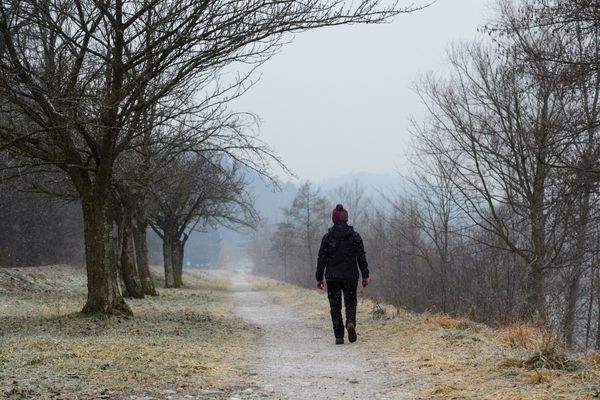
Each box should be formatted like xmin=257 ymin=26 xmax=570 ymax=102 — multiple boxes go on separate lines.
xmin=563 ymin=266 xmax=583 ymax=346
xmin=119 ymin=216 xmax=144 ymax=299
xmin=563 ymin=190 xmax=591 ymax=346
xmin=162 ymin=230 xmax=175 ymax=288
xmin=530 ymin=185 xmax=549 ymax=326
xmin=133 ymin=220 xmax=158 ymax=296
xmin=532 ymin=264 xmax=548 ymax=325
xmin=596 ymin=267 xmax=600 ymax=350
xmin=172 ymin=237 xmax=184 ymax=288
xmin=585 ymin=267 xmax=595 ymax=349
xmin=80 ymin=194 xmax=131 ymax=315
xmin=115 ymin=231 xmax=129 ymax=298
xmin=79 ymin=1 xmax=130 ymax=315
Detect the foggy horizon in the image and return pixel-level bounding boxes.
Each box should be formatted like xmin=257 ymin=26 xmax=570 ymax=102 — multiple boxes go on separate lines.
xmin=233 ymin=0 xmax=491 ymax=182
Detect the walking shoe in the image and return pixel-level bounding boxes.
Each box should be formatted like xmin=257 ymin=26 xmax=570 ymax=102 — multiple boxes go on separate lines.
xmin=347 ymin=323 xmax=357 ymax=343
xmin=335 ymin=337 xmax=344 ymax=345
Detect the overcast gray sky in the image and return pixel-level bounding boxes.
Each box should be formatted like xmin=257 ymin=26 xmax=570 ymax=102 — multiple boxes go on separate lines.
xmin=233 ymin=0 xmax=493 ymax=182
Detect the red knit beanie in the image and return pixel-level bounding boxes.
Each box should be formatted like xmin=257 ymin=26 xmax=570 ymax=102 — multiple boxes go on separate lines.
xmin=332 ymin=204 xmax=349 ymax=223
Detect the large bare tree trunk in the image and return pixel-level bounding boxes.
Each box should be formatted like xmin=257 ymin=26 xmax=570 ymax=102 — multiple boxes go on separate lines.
xmin=172 ymin=238 xmax=184 ymax=288
xmin=79 ymin=1 xmax=131 ymax=315
xmin=563 ymin=267 xmax=583 ymax=345
xmin=173 ymin=233 xmax=189 ymax=288
xmin=162 ymin=231 xmax=175 ymax=288
xmin=81 ymin=194 xmax=131 ymax=315
xmin=171 ymin=239 xmax=183 ymax=288
xmin=531 ymin=183 xmax=549 ymax=326
xmin=585 ymin=268 xmax=595 ymax=349
xmin=133 ymin=220 xmax=157 ymax=296
xmin=532 ymin=264 xmax=547 ymax=325
xmin=563 ymin=187 xmax=592 ymax=346
xmin=596 ymin=269 xmax=600 ymax=350
xmin=119 ymin=217 xmax=144 ymax=299
xmin=531 ymin=209 xmax=548 ymax=325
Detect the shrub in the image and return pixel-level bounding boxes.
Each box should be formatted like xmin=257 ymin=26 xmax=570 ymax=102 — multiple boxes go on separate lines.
xmin=524 ymin=345 xmax=581 ymax=372
xmin=370 ymin=302 xmax=387 ymax=320
xmin=499 ymin=324 xmax=546 ymax=351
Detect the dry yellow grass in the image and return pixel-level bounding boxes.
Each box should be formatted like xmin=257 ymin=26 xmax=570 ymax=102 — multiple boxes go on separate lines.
xmin=0 ymin=266 xmax=255 ymax=399
xmin=427 ymin=313 xmax=459 ymax=329
xmin=251 ymin=275 xmax=600 ymax=400
xmin=587 ymin=351 xmax=600 ymax=369
xmin=498 ymin=323 xmax=553 ymax=352
xmin=426 ymin=313 xmax=481 ymax=332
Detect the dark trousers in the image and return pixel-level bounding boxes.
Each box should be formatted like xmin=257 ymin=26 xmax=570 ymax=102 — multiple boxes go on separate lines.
xmin=326 ymin=279 xmax=358 ymax=338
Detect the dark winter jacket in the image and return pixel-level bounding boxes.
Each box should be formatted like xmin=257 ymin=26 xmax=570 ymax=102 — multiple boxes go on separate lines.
xmin=316 ymin=222 xmax=369 ymax=282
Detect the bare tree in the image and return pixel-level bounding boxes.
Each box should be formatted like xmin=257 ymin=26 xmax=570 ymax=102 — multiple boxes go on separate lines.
xmin=113 ymin=182 xmax=145 ymax=298
xmin=0 ymin=0 xmax=421 ymax=314
xmin=271 ymin=219 xmax=295 ymax=283
xmin=493 ymin=0 xmax=600 ymax=346
xmin=400 ymin=156 xmax=463 ymax=313
xmin=413 ymin=32 xmax=574 ymax=325
xmin=287 ymin=181 xmax=329 ymax=286
xmin=501 ymin=0 xmax=600 ymax=74
xmin=149 ymin=153 xmax=257 ymax=287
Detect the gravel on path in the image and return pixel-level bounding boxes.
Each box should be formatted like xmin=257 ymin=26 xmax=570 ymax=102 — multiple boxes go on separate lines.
xmin=230 ymin=274 xmax=411 ymax=400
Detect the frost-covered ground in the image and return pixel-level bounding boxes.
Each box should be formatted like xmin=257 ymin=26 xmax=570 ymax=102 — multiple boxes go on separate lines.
xmin=0 ymin=266 xmax=255 ymax=400
xmin=2 ymin=266 xmax=599 ymax=400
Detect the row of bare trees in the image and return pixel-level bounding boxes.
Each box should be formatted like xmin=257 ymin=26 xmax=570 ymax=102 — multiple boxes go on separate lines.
xmin=249 ymin=0 xmax=600 ymax=349
xmin=0 ymin=0 xmax=420 ymax=315
xmin=409 ymin=0 xmax=600 ymax=348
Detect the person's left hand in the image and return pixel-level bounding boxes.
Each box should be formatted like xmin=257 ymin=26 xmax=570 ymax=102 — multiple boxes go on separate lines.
xmin=362 ymin=277 xmax=370 ymax=288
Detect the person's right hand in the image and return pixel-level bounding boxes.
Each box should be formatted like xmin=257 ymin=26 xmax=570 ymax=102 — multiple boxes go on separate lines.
xmin=362 ymin=277 xmax=370 ymax=288
xmin=316 ymin=281 xmax=324 ymax=290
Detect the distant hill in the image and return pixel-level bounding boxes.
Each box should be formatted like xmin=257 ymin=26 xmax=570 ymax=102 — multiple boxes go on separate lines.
xmin=246 ymin=171 xmax=411 ymax=224
xmin=316 ymin=171 xmax=410 ymax=197
xmin=247 ymin=175 xmax=297 ymax=223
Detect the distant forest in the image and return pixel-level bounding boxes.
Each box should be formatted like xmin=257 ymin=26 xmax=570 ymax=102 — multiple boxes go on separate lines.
xmin=0 ymin=185 xmax=221 ymax=268
xmin=0 ymin=189 xmax=84 ymax=266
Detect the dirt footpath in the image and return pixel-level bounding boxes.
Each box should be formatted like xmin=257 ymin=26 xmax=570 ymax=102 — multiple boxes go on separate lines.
xmin=230 ymin=274 xmax=411 ymax=400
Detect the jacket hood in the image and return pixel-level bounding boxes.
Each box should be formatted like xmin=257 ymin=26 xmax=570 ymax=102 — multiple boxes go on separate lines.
xmin=329 ymin=222 xmax=354 ymax=239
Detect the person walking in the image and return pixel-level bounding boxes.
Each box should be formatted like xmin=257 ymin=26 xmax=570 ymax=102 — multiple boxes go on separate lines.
xmin=316 ymin=204 xmax=369 ymax=344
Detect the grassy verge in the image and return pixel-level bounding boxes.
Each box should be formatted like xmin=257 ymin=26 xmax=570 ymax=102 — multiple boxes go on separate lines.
xmin=0 ymin=266 xmax=254 ymax=399
xmin=250 ymin=275 xmax=600 ymax=400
